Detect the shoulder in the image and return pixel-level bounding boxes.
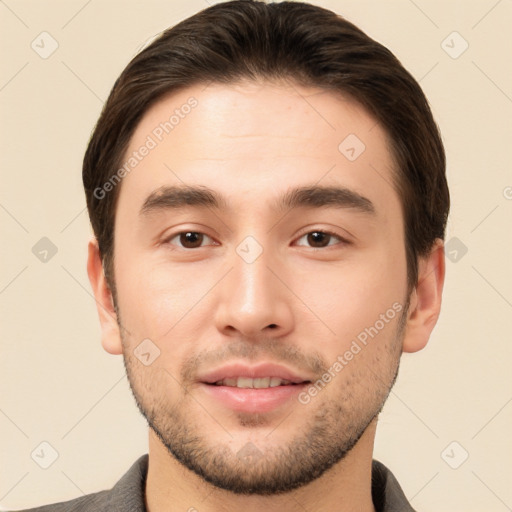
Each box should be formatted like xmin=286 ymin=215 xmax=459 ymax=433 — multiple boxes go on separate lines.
xmin=12 ymin=489 xmax=110 ymax=512
xmin=11 ymin=454 xmax=149 ymax=512
xmin=371 ymin=459 xmax=417 ymax=512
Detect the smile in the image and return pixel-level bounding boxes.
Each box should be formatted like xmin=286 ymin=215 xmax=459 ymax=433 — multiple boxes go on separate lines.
xmin=213 ymin=377 xmax=304 ymax=388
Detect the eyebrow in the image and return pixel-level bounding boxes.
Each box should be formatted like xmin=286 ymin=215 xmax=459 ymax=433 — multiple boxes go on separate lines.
xmin=139 ymin=184 xmax=376 ymax=217
xmin=140 ymin=185 xmax=227 ymax=215
xmin=275 ymin=184 xmax=375 ymax=215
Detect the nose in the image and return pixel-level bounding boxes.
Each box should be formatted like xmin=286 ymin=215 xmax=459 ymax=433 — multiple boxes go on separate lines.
xmin=213 ymin=244 xmax=294 ymax=340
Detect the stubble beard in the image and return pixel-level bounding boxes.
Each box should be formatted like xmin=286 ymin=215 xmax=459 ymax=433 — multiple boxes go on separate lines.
xmin=118 ymin=300 xmax=408 ymax=495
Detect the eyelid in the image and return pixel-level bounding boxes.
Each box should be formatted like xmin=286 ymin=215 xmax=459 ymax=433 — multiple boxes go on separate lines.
xmin=293 ymin=228 xmax=350 ymax=248
xmin=161 ymin=227 xmax=351 ymax=249
xmin=161 ymin=229 xmax=219 ymax=248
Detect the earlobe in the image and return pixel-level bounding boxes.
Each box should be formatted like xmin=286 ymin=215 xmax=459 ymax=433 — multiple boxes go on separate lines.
xmin=86 ymin=237 xmax=123 ymax=355
xmin=402 ymin=239 xmax=446 ymax=353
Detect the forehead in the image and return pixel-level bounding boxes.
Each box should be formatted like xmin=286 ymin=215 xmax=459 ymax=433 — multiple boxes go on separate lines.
xmin=116 ymin=80 xmax=399 ymax=221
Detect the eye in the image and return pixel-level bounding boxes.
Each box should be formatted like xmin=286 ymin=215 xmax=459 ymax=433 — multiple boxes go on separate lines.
xmin=295 ymin=230 xmax=347 ymax=249
xmin=165 ymin=231 xmax=217 ymax=249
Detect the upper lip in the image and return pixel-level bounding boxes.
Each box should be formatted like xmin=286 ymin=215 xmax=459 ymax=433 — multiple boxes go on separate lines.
xmin=198 ymin=362 xmax=313 ymax=384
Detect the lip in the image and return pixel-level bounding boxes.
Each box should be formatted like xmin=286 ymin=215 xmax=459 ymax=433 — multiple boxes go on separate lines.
xmin=197 ymin=362 xmax=312 ymax=385
xmin=196 ymin=362 xmax=313 ymax=414
xmin=199 ymin=382 xmax=309 ymax=413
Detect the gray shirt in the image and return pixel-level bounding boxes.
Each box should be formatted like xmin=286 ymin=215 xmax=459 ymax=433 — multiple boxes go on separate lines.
xmin=13 ymin=455 xmax=416 ymax=511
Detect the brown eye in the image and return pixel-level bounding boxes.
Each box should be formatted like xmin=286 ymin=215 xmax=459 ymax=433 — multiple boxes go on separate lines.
xmin=307 ymin=231 xmax=330 ymax=247
xmin=180 ymin=232 xmax=204 ymax=248
xmin=166 ymin=231 xmax=215 ymax=249
xmin=295 ymin=230 xmax=345 ymax=248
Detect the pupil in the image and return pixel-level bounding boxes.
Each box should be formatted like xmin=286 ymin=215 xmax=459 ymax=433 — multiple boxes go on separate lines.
xmin=308 ymin=231 xmax=329 ymax=247
xmin=181 ymin=232 xmax=202 ymax=248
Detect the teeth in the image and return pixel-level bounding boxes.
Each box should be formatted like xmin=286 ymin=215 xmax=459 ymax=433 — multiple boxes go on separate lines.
xmin=269 ymin=377 xmax=283 ymax=387
xmin=248 ymin=377 xmax=269 ymax=388
xmin=238 ymin=377 xmax=257 ymax=388
xmin=214 ymin=377 xmax=293 ymax=388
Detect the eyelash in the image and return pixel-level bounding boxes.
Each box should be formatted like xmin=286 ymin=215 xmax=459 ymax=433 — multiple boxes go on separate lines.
xmin=162 ymin=229 xmax=349 ymax=250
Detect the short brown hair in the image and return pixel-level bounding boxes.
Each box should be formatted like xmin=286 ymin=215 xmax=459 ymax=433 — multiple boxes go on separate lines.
xmin=83 ymin=0 xmax=449 ymax=295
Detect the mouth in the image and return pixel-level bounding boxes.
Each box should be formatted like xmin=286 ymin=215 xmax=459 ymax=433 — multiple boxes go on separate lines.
xmin=198 ymin=363 xmax=313 ymax=413
xmin=208 ymin=377 xmax=311 ymax=388
xmin=198 ymin=361 xmax=314 ymax=387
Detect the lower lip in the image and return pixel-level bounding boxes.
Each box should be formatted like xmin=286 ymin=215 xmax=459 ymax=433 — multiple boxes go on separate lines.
xmin=199 ymin=383 xmax=308 ymax=414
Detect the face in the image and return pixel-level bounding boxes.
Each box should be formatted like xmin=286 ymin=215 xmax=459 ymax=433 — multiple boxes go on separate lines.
xmin=111 ymin=80 xmax=411 ymax=494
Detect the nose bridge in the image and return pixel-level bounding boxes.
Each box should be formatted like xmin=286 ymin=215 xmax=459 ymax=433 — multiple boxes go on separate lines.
xmin=233 ymin=234 xmax=279 ymax=313
xmin=214 ymin=235 xmax=293 ymax=337
xmin=235 ymin=243 xmax=274 ymax=310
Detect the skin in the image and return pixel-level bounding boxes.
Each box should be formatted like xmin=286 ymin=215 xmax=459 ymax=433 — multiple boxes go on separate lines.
xmin=88 ymin=80 xmax=445 ymax=512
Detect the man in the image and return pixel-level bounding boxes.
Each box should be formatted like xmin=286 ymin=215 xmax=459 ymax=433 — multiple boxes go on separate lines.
xmin=17 ymin=0 xmax=448 ymax=510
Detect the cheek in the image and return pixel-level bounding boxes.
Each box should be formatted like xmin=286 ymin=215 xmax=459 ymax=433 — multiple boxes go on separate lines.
xmin=299 ymin=253 xmax=404 ymax=329
xmin=114 ymin=253 xmax=215 ymax=341
xmin=297 ymin=259 xmax=406 ymax=374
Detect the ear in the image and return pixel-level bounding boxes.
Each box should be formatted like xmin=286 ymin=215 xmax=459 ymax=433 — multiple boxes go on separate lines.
xmin=87 ymin=237 xmax=123 ymax=355
xmin=402 ymin=238 xmax=446 ymax=353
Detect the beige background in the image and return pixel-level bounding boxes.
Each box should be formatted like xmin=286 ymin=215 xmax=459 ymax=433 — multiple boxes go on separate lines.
xmin=1 ymin=0 xmax=511 ymax=510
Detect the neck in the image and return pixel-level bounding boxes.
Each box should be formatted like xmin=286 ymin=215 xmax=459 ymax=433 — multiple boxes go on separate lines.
xmin=145 ymin=420 xmax=378 ymax=512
